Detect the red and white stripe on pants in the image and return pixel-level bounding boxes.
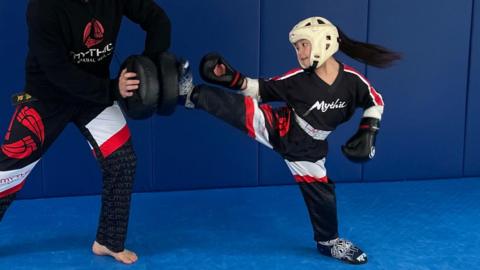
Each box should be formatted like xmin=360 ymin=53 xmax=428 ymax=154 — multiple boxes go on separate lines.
xmin=0 ymin=103 xmax=130 ymax=196
xmin=244 ymin=97 xmax=273 ymax=149
xmin=85 ymin=103 xmax=131 ymax=158
xmin=243 ymin=96 xmax=328 ymax=183
xmin=0 ymin=160 xmax=39 ymax=196
xmin=286 ymin=159 xmax=328 ymax=183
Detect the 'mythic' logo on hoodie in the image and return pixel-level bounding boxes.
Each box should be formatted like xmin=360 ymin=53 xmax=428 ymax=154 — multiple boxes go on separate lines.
xmin=70 ymin=19 xmax=114 ymax=64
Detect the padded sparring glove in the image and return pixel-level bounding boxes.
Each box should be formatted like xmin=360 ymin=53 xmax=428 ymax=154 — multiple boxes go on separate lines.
xmin=200 ymin=52 xmax=246 ymax=90
xmin=342 ymin=117 xmax=380 ymax=163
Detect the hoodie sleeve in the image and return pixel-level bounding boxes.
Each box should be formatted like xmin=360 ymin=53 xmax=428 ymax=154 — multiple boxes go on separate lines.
xmin=123 ymin=0 xmax=171 ymax=58
xmin=27 ymin=0 xmax=117 ymax=105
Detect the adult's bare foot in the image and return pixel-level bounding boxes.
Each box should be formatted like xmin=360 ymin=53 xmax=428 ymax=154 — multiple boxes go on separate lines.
xmin=92 ymin=241 xmax=138 ymax=264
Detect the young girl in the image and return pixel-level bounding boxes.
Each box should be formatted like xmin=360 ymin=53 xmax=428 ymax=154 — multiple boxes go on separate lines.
xmin=180 ymin=16 xmax=400 ymax=264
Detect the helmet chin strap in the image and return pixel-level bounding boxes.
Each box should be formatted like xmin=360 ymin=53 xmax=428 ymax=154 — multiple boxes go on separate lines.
xmin=303 ymin=61 xmax=318 ymax=73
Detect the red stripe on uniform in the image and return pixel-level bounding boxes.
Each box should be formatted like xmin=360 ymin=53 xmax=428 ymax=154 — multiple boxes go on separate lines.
xmin=272 ymin=68 xmax=303 ymax=81
xmin=0 ymin=181 xmax=25 ymax=197
xmin=259 ymin=104 xmax=274 ymax=128
xmin=99 ymin=125 xmax=131 ymax=158
xmin=244 ymin=97 xmax=255 ymax=138
xmin=370 ymin=86 xmax=384 ymax=106
xmin=294 ymin=175 xmax=328 ymax=183
xmin=230 ymin=72 xmax=240 ymax=88
xmin=343 ymin=65 xmax=384 ymax=106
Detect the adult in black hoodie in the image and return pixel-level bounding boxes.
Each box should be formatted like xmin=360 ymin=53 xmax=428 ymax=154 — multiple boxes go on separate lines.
xmin=0 ymin=0 xmax=170 ymax=264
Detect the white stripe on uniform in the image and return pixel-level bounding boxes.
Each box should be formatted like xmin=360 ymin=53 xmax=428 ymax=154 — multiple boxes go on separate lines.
xmin=0 ymin=160 xmax=39 ymax=193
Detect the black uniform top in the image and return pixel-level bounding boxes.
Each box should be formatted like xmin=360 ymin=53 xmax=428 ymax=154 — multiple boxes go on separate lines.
xmin=259 ymin=62 xmax=384 ymax=132
xmin=257 ymin=62 xmax=384 ymax=161
xmin=25 ymin=0 xmax=171 ymax=105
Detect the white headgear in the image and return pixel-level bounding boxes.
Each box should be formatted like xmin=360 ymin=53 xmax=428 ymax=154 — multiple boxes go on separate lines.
xmin=289 ymin=17 xmax=339 ymax=69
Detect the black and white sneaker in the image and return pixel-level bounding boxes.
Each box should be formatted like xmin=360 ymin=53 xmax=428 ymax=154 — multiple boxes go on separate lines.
xmin=177 ymin=59 xmax=195 ymax=109
xmin=317 ymin=238 xmax=368 ymax=265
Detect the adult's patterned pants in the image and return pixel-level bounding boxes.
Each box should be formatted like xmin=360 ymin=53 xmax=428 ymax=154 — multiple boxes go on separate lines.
xmin=0 ymin=99 xmax=136 ymax=252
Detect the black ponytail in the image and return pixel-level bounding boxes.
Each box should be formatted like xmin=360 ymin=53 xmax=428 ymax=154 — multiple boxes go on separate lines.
xmin=338 ymin=29 xmax=401 ymax=68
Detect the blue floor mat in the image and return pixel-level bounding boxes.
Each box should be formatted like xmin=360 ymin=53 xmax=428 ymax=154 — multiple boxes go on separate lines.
xmin=0 ymin=178 xmax=479 ymax=270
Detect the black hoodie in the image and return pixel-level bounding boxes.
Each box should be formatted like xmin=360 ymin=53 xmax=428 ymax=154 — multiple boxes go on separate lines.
xmin=25 ymin=0 xmax=171 ymax=105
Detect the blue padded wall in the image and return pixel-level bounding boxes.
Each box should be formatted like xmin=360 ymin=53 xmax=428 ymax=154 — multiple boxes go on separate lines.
xmin=41 ymin=126 xmax=102 ymax=197
xmin=465 ymin=0 xmax=480 ymax=176
xmin=149 ymin=0 xmax=261 ymax=190
xmin=365 ymin=0 xmax=472 ymax=181
xmin=0 ymin=0 xmax=479 ymax=199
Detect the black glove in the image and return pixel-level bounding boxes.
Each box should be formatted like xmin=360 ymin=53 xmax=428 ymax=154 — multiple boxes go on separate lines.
xmin=342 ymin=117 xmax=380 ymax=163
xmin=199 ymin=52 xmax=245 ymax=89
